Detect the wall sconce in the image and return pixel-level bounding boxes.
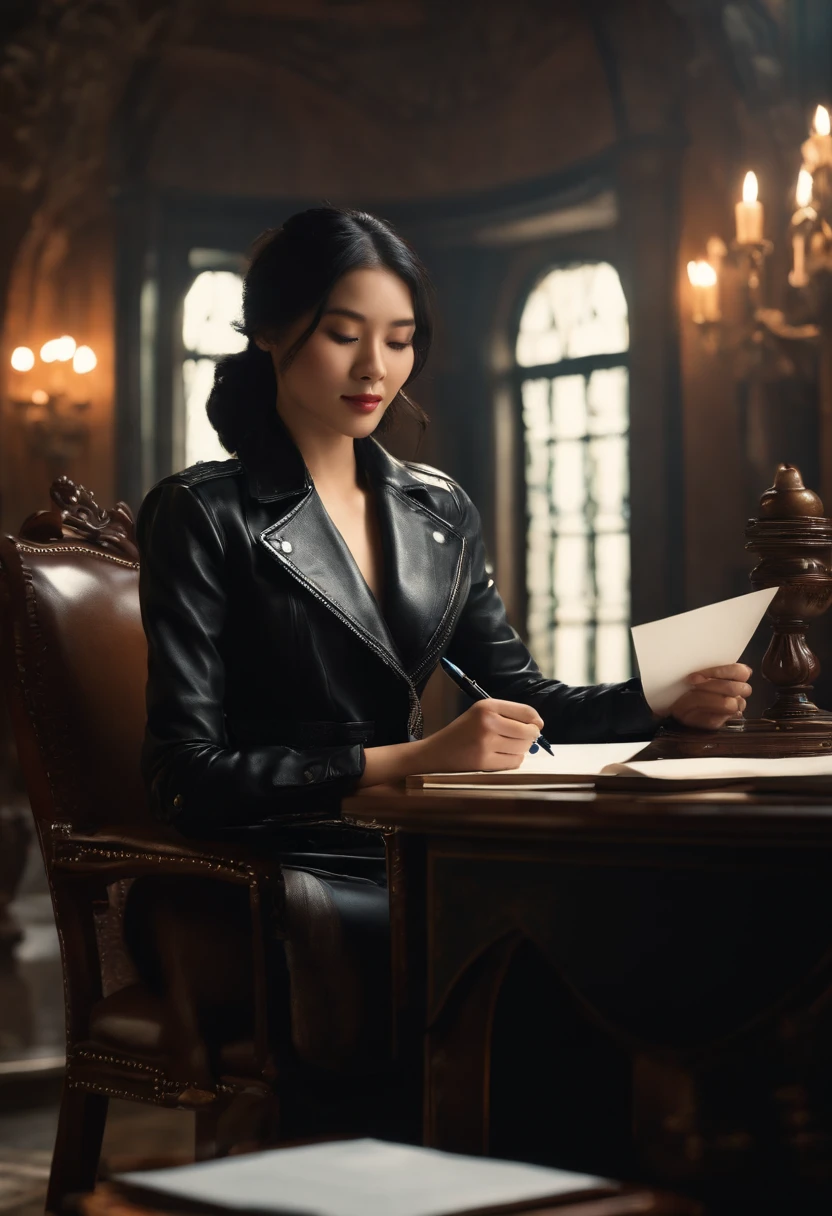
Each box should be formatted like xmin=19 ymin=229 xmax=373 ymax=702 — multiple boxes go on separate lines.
xmin=684 ymin=106 xmax=832 ymax=504
xmin=8 ymin=335 xmax=96 ymax=476
xmin=685 ymin=159 xmax=822 ymax=378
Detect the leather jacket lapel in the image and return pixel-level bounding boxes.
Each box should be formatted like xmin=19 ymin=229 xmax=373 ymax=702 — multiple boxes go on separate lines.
xmin=259 ymin=490 xmax=403 ymax=669
xmin=241 ymin=416 xmax=467 ymax=682
xmin=375 ymin=481 xmax=465 ymax=679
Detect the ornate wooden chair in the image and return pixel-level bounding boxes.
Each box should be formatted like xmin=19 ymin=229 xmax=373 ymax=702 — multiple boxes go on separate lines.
xmin=0 ymin=477 xmax=350 ymax=1211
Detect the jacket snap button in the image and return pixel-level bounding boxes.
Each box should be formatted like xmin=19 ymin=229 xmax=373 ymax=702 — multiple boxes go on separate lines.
xmin=280 ymin=541 xmax=293 ymax=554
xmin=432 ymin=530 xmax=445 ymax=543
xmin=173 ymin=794 xmax=183 ymax=808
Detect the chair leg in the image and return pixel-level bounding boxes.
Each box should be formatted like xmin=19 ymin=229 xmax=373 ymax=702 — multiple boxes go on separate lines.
xmin=195 ymin=1093 xmax=280 ymax=1161
xmin=46 ymin=1083 xmax=108 ymax=1214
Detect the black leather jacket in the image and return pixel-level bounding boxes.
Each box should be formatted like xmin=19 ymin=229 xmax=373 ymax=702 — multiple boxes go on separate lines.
xmin=137 ymin=416 xmax=657 ymax=834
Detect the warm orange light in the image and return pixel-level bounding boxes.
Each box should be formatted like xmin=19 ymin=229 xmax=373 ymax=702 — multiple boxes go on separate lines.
xmin=30 ymin=389 xmax=49 ymax=405
xmin=41 ymin=335 xmax=76 ymax=363
xmin=10 ymin=346 xmax=35 ymax=372
xmin=72 ymin=345 xmax=97 ymax=374
xmin=687 ymin=260 xmax=717 ymax=288
xmin=796 ymin=168 xmax=814 ymax=208
xmin=54 ymin=335 xmax=76 ymax=362
xmin=742 ymin=171 xmax=758 ymax=204
xmin=814 ymin=105 xmax=830 ymax=137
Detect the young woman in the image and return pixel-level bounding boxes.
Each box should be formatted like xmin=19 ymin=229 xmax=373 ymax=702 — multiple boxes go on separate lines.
xmin=135 ymin=207 xmax=752 ymax=1077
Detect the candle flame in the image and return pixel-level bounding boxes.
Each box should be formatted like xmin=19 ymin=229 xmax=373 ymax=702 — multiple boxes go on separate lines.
xmin=796 ymin=168 xmax=814 ymax=208
xmin=814 ymin=105 xmax=830 ymax=137
xmin=742 ymin=171 xmax=758 ymax=204
xmin=687 ymin=260 xmax=717 ymax=288
xmin=10 ymin=346 xmax=34 ymax=372
xmin=72 ymin=345 xmax=97 ymax=374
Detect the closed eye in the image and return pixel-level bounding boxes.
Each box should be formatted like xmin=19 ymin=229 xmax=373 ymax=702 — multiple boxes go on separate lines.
xmin=328 ymin=331 xmax=413 ymax=351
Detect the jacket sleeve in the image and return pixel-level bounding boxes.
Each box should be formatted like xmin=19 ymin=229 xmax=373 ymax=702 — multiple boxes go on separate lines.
xmin=444 ymin=489 xmax=659 ymax=744
xmin=138 ymin=481 xmax=365 ymax=834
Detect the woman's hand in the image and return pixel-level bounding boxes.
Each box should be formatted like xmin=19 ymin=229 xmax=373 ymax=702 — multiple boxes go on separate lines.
xmin=417 ymin=699 xmax=544 ymax=773
xmin=667 ymin=664 xmax=753 ymax=731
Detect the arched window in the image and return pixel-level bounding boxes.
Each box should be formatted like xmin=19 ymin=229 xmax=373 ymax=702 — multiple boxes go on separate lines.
xmin=181 ymin=269 xmax=246 ymax=466
xmin=515 ymin=262 xmax=630 ymax=686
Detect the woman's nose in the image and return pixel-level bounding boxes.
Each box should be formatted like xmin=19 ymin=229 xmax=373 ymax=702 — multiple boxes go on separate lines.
xmin=353 ymin=340 xmax=385 ymax=383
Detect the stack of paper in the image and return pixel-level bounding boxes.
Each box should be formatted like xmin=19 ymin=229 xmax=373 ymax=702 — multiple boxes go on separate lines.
xmin=117 ymin=1138 xmax=611 ymax=1216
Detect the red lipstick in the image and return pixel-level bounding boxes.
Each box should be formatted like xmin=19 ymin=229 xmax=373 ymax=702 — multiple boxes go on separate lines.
xmin=342 ymin=394 xmax=382 ymax=414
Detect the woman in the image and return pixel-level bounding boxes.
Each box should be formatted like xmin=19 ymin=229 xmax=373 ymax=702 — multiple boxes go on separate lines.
xmin=134 ymin=207 xmax=752 ymax=1081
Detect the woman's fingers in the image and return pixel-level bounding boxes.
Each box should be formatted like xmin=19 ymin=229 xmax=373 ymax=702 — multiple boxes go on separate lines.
xmin=688 ymin=664 xmax=752 ymax=684
xmin=671 ymin=664 xmax=753 ymax=730
xmin=687 ymin=678 xmax=752 ymax=699
xmin=682 ymin=690 xmax=741 ymax=714
xmin=488 ymin=713 xmax=540 ymax=742
xmin=486 ymin=700 xmax=544 ymax=730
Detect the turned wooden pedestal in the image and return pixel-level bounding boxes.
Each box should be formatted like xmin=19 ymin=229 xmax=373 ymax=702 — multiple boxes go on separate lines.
xmin=644 ymin=464 xmax=832 ymax=760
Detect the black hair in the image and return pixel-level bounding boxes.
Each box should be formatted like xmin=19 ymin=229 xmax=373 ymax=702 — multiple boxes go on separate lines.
xmin=206 ymin=207 xmax=433 ymax=454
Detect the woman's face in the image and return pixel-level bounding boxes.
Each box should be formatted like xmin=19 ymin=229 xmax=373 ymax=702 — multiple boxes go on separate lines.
xmin=261 ymin=266 xmax=417 ymax=441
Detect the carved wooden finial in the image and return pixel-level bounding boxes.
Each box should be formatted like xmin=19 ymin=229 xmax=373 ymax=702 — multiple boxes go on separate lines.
xmin=758 ymin=463 xmax=824 ymax=519
xmin=17 ymin=477 xmax=138 ymax=562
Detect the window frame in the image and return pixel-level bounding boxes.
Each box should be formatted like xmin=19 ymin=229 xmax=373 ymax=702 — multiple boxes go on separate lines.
xmin=179 ymin=263 xmax=247 ymax=469
xmin=509 ymin=257 xmax=632 ymax=683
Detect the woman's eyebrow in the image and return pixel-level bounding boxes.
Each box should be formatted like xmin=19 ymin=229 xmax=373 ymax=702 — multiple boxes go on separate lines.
xmin=323 ymin=307 xmax=415 ymax=328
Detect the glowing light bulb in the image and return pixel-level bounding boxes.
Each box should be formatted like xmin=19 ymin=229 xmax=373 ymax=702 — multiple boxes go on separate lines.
xmin=687 ymin=259 xmax=720 ymax=322
xmin=796 ymin=168 xmax=814 ymax=208
xmin=742 ymin=171 xmax=758 ymax=204
xmin=10 ymin=346 xmax=35 ymax=372
xmin=40 ymin=339 xmax=59 ymax=363
xmin=72 ymin=345 xmax=97 ymax=374
xmin=814 ymin=105 xmax=830 ymax=137
xmin=30 ymin=389 xmax=49 ymax=405
xmin=53 ymin=335 xmax=76 ymax=362
xmin=687 ymin=260 xmax=717 ymax=287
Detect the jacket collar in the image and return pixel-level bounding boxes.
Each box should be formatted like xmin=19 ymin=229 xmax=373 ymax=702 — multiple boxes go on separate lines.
xmin=237 ymin=413 xmax=468 ymax=684
xmin=235 ymin=411 xmax=429 ymax=504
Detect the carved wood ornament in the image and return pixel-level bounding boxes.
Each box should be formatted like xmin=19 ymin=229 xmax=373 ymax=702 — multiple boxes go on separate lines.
xmin=647 ymin=463 xmax=832 ymax=760
xmin=17 ymin=476 xmax=138 ymax=562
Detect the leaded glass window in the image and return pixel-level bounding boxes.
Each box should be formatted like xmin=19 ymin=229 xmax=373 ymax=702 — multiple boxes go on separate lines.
xmin=516 ymin=262 xmax=630 ymax=686
xmin=181 ymin=269 xmax=246 ymax=466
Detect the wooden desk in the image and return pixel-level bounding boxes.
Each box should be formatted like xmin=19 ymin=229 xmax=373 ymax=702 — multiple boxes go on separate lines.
xmin=343 ymin=785 xmax=832 ymax=1204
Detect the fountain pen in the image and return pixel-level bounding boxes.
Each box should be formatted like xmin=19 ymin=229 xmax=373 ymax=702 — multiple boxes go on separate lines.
xmin=439 ymin=657 xmax=554 ymax=756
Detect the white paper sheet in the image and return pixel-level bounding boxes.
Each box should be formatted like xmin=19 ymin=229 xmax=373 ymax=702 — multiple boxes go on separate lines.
xmin=119 ymin=1138 xmax=609 ymax=1216
xmin=427 ymin=741 xmax=650 ymax=780
xmin=631 ymin=587 xmax=778 ymax=716
xmin=601 ymin=754 xmax=832 ymax=781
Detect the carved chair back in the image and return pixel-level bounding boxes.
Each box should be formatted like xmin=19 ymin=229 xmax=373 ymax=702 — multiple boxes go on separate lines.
xmin=0 ymin=477 xmax=149 ymax=837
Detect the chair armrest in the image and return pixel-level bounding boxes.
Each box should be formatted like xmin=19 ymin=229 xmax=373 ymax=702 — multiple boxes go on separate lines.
xmin=49 ymin=831 xmax=284 ymax=1085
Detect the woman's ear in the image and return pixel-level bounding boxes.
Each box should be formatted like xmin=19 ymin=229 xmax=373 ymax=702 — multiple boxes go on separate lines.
xmin=254 ymin=336 xmax=272 ymax=353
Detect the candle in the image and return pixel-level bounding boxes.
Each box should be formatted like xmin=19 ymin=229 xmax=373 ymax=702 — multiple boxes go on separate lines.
xmin=796 ymin=167 xmax=814 ymax=209
xmin=790 ymin=232 xmax=808 ymax=287
xmin=735 ymin=171 xmax=764 ymax=243
xmin=687 ymin=259 xmax=720 ymax=323
xmin=801 ymin=105 xmax=832 ymax=172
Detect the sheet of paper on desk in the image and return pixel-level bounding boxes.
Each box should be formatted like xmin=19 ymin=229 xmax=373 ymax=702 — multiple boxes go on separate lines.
xmin=601 ymin=754 xmax=832 ymax=781
xmin=632 ymin=586 xmax=778 ymax=716
xmin=118 ymin=1138 xmax=609 ymax=1216
xmin=419 ymin=741 xmax=651 ymax=787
